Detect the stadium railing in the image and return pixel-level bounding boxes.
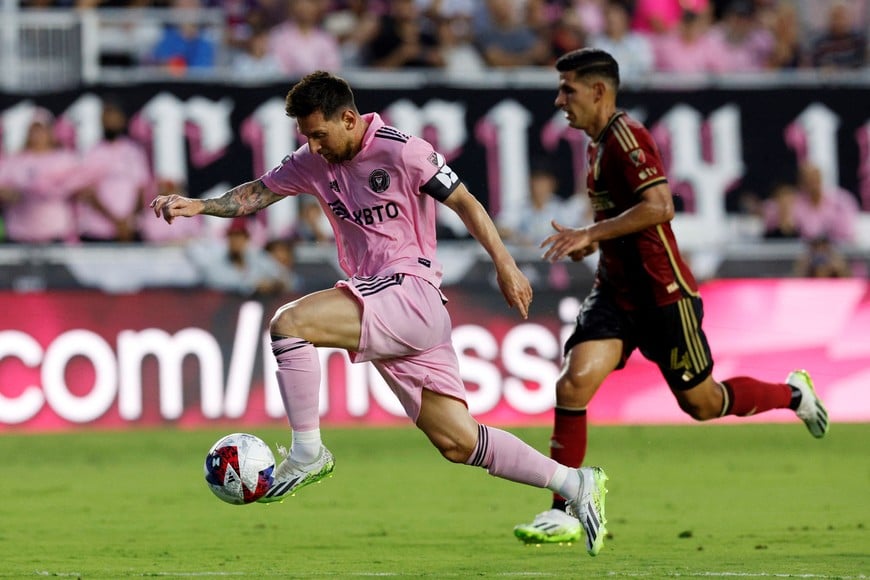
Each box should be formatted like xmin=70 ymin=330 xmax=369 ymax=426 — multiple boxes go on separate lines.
xmin=1 ymin=8 xmax=83 ymax=91
xmin=1 ymin=7 xmax=228 ymax=92
xmin=1 ymin=237 xmax=868 ymax=294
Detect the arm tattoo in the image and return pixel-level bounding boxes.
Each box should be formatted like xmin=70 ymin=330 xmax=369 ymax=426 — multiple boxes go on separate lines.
xmin=201 ymin=179 xmax=282 ymax=217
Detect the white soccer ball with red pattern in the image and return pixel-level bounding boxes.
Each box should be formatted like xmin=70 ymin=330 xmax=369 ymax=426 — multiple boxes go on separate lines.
xmin=204 ymin=433 xmax=275 ymax=505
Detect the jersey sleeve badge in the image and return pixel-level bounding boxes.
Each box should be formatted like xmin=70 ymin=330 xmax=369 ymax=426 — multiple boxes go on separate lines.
xmin=628 ymin=148 xmax=646 ymax=167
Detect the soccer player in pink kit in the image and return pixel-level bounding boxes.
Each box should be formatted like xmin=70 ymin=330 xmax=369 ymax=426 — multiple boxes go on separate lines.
xmin=513 ymin=48 xmax=829 ymax=546
xmin=151 ymin=71 xmax=610 ymax=556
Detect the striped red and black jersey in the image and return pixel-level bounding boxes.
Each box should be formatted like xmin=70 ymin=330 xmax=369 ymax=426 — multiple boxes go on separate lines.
xmin=586 ymin=111 xmax=699 ymax=310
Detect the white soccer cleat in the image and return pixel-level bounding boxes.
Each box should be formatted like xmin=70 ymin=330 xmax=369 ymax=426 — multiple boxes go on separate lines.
xmin=258 ymin=445 xmax=335 ymax=503
xmin=566 ymin=466 xmax=608 ymax=556
xmin=787 ymin=369 xmax=829 ymax=438
xmin=513 ymin=508 xmax=582 ymax=544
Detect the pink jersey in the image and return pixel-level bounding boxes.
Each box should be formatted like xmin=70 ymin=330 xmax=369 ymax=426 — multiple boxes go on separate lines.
xmin=74 ymin=138 xmax=151 ymax=239
xmin=0 ymin=149 xmax=81 ymax=243
xmin=706 ymin=25 xmax=774 ymax=73
xmin=261 ymin=113 xmax=460 ymax=287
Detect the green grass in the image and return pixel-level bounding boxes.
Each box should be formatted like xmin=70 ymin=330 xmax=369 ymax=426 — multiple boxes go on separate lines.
xmin=0 ymin=423 xmax=867 ymax=578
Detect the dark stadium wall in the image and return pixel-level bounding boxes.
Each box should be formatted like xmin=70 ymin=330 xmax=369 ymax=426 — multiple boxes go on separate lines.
xmin=0 ymin=83 xmax=867 ymax=244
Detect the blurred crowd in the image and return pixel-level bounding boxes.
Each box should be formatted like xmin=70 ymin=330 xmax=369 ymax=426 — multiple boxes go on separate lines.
xmin=0 ymin=97 xmax=863 ymax=290
xmin=0 ymin=102 xmax=316 ymax=296
xmin=3 ymin=0 xmax=867 ymax=288
xmin=498 ymin=157 xmax=863 ymax=279
xmin=18 ymin=0 xmax=870 ymax=78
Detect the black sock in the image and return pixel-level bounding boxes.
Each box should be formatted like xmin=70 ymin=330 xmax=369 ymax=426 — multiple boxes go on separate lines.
xmin=788 ymin=385 xmax=802 ymax=410
xmin=551 ymin=498 xmax=567 ymax=511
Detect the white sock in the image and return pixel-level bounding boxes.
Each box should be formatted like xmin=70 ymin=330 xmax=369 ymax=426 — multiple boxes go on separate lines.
xmin=290 ymin=428 xmax=322 ymax=464
xmin=548 ymin=465 xmax=582 ymax=502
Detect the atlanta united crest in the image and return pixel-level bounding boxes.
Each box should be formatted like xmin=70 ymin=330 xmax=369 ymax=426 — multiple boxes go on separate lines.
xmin=369 ymin=168 xmax=390 ymax=193
xmin=628 ymin=148 xmax=646 ymax=167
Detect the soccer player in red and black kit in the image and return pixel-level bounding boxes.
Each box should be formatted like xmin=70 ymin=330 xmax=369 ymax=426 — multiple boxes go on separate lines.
xmin=514 ymin=48 xmax=830 ymax=545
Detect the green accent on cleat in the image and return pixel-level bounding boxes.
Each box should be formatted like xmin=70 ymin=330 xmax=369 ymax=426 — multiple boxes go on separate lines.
xmin=513 ymin=508 xmax=582 ymax=544
xmin=258 ymin=446 xmax=335 ymax=504
xmin=787 ymin=369 xmax=829 ymax=439
xmin=567 ymin=466 xmax=608 ymax=557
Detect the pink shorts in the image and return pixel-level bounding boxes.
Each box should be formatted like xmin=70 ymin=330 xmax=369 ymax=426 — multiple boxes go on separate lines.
xmin=335 ymin=274 xmax=467 ymax=421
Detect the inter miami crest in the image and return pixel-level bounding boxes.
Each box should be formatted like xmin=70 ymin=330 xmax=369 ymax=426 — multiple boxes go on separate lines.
xmin=369 ymin=168 xmax=390 ymax=193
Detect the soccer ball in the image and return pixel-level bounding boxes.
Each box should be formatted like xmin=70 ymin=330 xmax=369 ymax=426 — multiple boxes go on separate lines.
xmin=204 ymin=433 xmax=275 ymax=505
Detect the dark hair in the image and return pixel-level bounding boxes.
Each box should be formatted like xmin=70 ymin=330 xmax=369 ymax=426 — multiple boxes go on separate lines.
xmin=284 ymin=71 xmax=358 ymax=120
xmin=555 ymin=48 xmax=620 ymax=90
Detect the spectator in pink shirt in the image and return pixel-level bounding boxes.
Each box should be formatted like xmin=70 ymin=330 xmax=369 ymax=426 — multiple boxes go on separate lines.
xmin=706 ymin=0 xmax=774 ymax=72
xmin=0 ymin=110 xmax=81 ymax=244
xmin=268 ymin=0 xmax=342 ymax=77
xmin=653 ymin=7 xmax=726 ymax=73
xmin=791 ymin=161 xmax=859 ymax=245
xmin=75 ymin=99 xmax=152 ymax=242
xmin=632 ymin=0 xmax=709 ymax=34
xmin=762 ymin=163 xmax=860 ymax=245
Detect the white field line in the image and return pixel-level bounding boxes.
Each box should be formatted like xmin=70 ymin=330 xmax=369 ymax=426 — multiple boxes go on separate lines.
xmin=30 ymin=572 xmax=869 ymax=579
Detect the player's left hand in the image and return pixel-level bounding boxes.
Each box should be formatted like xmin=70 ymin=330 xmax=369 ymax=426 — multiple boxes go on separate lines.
xmin=496 ymin=263 xmax=533 ymax=319
xmin=540 ymin=220 xmax=594 ymax=263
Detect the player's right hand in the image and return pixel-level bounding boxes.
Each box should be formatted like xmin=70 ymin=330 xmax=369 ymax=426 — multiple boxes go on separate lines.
xmin=494 ymin=261 xmax=533 ymax=320
xmin=541 ymin=220 xmax=595 ymax=263
xmin=150 ymin=194 xmax=203 ymax=224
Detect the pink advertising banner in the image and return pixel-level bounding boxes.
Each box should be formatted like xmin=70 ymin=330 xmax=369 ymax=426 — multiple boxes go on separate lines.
xmin=0 ymin=279 xmax=868 ymax=432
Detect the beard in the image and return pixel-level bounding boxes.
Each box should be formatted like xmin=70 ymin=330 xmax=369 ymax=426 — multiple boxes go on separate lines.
xmin=104 ymin=128 xmax=126 ymax=141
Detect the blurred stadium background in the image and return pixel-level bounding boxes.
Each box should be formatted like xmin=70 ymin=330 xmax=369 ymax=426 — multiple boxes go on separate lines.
xmin=1 ymin=0 xmax=869 ymax=433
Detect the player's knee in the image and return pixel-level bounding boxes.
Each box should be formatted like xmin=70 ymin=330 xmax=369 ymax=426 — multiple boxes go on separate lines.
xmin=433 ymin=435 xmax=474 ymax=464
xmin=676 ymin=378 xmax=724 ymax=421
xmin=678 ymin=399 xmax=718 ymax=421
xmin=424 ymin=427 xmax=476 ymax=463
xmin=555 ymin=374 xmax=594 ymax=407
xmin=269 ymin=303 xmax=303 ymax=337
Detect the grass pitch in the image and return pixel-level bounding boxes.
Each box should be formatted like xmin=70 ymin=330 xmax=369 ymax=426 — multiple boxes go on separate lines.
xmin=0 ymin=423 xmax=867 ymax=578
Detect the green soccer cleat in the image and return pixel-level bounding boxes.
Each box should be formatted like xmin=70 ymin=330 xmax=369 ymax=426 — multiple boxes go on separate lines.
xmin=787 ymin=370 xmax=829 ymax=439
xmin=514 ymin=508 xmax=582 ymax=544
xmin=566 ymin=466 xmax=608 ymax=557
xmin=258 ymin=445 xmax=335 ymax=503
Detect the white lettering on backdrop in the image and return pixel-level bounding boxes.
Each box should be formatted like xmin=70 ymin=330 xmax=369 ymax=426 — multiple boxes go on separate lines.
xmin=1 ymin=94 xmax=860 ymax=246
xmin=0 ymin=299 xmax=579 ymax=424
